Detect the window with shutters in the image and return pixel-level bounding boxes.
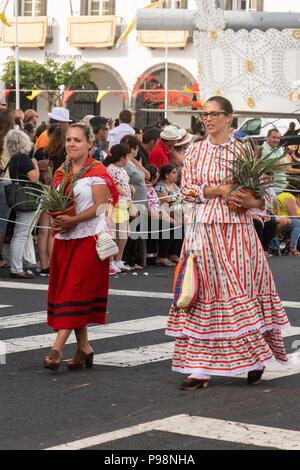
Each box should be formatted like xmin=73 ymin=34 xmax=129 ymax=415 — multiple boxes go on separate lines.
xmin=154 ymin=0 xmax=188 ymax=7
xmin=81 ymin=0 xmax=115 ymax=15
xmin=21 ymin=0 xmax=47 ymax=16
xmin=224 ymin=0 xmax=264 ymax=10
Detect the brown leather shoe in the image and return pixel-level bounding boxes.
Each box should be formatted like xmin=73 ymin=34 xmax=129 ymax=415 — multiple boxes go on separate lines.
xmin=44 ymin=349 xmax=62 ymax=371
xmin=67 ymin=350 xmax=94 ymax=370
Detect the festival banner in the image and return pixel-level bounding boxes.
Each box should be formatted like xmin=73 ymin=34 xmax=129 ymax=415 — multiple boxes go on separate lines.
xmin=96 ymin=90 xmax=110 ymax=103
xmin=116 ymin=0 xmax=166 ymax=48
xmin=0 ymin=0 xmax=11 ymax=27
xmin=0 ymin=89 xmax=12 ymax=99
xmin=62 ymin=90 xmax=75 ymax=105
xmin=26 ymin=90 xmax=44 ymax=100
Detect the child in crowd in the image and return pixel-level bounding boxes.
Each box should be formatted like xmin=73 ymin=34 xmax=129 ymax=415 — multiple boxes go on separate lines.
xmin=103 ymin=144 xmax=137 ymax=274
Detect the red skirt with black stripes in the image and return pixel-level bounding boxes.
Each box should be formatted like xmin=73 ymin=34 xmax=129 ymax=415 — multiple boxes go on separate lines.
xmin=47 ymin=236 xmax=109 ymax=330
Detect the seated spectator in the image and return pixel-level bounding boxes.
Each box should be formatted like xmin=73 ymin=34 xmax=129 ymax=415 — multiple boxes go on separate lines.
xmin=277 ymin=180 xmax=300 ymax=256
xmin=284 ymin=145 xmax=300 ymax=175
xmin=154 ymin=163 xmax=184 ymax=259
xmin=284 ymin=122 xmax=300 ymax=136
xmin=251 ymin=212 xmax=277 ymax=257
xmin=146 ymin=165 xmax=180 ymax=267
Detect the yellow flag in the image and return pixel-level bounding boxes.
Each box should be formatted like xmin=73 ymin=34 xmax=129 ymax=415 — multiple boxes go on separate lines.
xmin=183 ymin=86 xmax=195 ymax=94
xmin=26 ymin=90 xmax=44 ymax=100
xmin=0 ymin=0 xmax=10 ymax=26
xmin=116 ymin=0 xmax=166 ymax=48
xmin=96 ymin=90 xmax=110 ymax=103
xmin=0 ymin=12 xmax=10 ymax=26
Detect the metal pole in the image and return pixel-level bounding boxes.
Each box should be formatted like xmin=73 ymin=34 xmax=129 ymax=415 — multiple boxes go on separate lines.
xmin=164 ymin=30 xmax=168 ymax=119
xmin=15 ymin=0 xmax=20 ymax=110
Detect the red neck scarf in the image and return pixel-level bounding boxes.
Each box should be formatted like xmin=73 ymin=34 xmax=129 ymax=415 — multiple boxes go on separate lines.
xmin=54 ymin=155 xmax=119 ymax=206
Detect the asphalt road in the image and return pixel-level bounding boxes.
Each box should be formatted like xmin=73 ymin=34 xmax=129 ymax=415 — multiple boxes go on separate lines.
xmin=0 ymin=255 xmax=299 ymax=453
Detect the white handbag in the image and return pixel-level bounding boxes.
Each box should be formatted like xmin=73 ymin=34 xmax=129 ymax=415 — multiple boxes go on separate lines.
xmin=95 ymin=232 xmax=119 ymax=260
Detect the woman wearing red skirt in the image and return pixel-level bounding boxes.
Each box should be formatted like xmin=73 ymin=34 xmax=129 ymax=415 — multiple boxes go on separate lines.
xmin=44 ymin=123 xmax=118 ymax=371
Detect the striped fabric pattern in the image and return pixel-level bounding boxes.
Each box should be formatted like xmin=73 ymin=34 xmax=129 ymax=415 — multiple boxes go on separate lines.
xmin=180 ymin=137 xmax=254 ymax=224
xmin=166 ymin=221 xmax=290 ymax=376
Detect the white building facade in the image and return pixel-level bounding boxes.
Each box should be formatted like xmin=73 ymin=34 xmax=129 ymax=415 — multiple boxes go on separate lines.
xmin=0 ymin=0 xmax=299 ymax=128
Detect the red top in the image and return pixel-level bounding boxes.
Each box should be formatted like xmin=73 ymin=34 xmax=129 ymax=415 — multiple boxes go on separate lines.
xmin=148 ymin=139 xmax=170 ymax=170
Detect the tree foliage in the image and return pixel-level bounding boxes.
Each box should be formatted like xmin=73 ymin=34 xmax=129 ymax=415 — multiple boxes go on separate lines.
xmin=1 ymin=59 xmax=93 ymax=110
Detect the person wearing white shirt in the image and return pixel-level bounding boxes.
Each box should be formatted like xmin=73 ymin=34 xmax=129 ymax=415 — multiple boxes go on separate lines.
xmin=261 ymin=129 xmax=286 ymax=193
xmin=107 ymin=110 xmax=135 ymax=150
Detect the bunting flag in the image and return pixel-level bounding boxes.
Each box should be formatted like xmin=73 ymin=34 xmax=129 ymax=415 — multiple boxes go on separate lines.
xmin=116 ymin=0 xmax=166 ymax=48
xmin=0 ymin=89 xmax=12 ymax=99
xmin=0 ymin=0 xmax=11 ymax=26
xmin=96 ymin=90 xmax=110 ymax=103
xmin=62 ymin=90 xmax=75 ymax=105
xmin=26 ymin=90 xmax=44 ymax=100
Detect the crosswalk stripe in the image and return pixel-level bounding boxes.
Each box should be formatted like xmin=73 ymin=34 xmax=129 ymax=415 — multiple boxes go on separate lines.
xmin=1 ymin=281 xmax=300 ymax=309
xmin=0 ymin=308 xmax=299 ymax=338
xmin=44 ymin=413 xmax=300 ymax=450
xmin=0 ymin=305 xmax=12 ymax=309
xmin=92 ymin=342 xmax=300 ymax=379
xmin=93 ymin=342 xmax=174 ymax=367
xmin=2 ymin=316 xmax=167 ymax=355
xmin=0 ymin=311 xmax=46 ymax=329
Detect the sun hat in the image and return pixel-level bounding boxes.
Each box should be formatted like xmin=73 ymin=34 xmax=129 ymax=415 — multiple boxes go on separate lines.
xmin=160 ymin=125 xmax=181 ymax=141
xmin=174 ymin=128 xmax=193 ymax=147
xmin=48 ymin=107 xmax=72 ymax=122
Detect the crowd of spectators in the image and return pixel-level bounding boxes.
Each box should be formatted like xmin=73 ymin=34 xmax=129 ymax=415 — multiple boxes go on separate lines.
xmin=0 ymin=103 xmax=299 ymax=279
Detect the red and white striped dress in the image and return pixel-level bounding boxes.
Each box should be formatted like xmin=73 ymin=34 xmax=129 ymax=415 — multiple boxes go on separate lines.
xmin=166 ymin=136 xmax=290 ymax=378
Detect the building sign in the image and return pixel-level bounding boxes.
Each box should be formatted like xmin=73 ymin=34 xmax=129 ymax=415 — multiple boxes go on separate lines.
xmin=44 ymin=52 xmax=82 ymax=61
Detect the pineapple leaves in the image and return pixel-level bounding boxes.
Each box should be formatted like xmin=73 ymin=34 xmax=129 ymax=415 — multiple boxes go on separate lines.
xmin=219 ymin=139 xmax=292 ymax=196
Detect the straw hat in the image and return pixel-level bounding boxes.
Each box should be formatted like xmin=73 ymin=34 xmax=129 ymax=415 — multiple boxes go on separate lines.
xmin=160 ymin=125 xmax=181 ymax=141
xmin=48 ymin=107 xmax=72 ymax=122
xmin=174 ymin=128 xmax=193 ymax=147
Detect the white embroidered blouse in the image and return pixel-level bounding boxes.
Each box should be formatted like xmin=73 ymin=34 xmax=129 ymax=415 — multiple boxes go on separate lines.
xmin=55 ymin=176 xmax=108 ymax=240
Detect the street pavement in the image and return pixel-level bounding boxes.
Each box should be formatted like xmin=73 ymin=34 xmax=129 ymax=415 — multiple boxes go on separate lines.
xmin=0 ymin=255 xmax=300 ymax=451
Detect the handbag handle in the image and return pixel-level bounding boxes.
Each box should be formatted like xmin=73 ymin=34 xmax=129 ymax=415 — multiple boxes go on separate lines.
xmin=188 ymin=200 xmax=199 ymax=254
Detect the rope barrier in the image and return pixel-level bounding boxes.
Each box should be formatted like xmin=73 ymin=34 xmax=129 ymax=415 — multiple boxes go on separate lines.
xmin=1 ymin=177 xmax=300 ymax=206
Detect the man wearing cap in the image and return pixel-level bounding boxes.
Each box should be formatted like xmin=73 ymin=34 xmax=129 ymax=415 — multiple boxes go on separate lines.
xmin=148 ymin=125 xmax=181 ymax=170
xmin=35 ymin=107 xmax=72 ymax=153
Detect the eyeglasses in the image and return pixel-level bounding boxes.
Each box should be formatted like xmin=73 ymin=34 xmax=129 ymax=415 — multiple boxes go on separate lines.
xmin=200 ymin=111 xmax=228 ymax=120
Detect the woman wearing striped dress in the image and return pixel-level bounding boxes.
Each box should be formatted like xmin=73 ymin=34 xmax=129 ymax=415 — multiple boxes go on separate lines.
xmin=166 ymin=96 xmax=290 ymax=389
